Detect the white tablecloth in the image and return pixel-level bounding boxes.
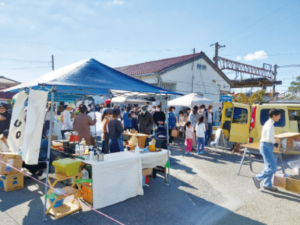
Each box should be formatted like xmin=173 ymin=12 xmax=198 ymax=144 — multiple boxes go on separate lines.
xmin=126 ymin=150 xmax=169 ymax=169
xmin=83 ymin=152 xmax=143 ymax=209
xmin=82 ymin=150 xmax=169 ymax=209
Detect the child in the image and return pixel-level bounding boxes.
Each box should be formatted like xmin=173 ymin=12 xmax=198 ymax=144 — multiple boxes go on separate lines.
xmin=196 ymin=116 xmax=206 ymax=155
xmin=185 ymin=121 xmax=193 ymax=155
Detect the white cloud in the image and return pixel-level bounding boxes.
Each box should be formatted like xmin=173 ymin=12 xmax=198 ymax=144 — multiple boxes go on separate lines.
xmin=0 ymin=2 xmax=5 ymax=6
xmin=106 ymin=0 xmax=124 ymax=6
xmin=244 ymin=50 xmax=268 ymax=61
xmin=236 ymin=56 xmax=241 ymax=61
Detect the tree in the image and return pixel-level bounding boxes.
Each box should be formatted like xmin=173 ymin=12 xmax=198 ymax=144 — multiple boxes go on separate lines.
xmin=233 ymin=90 xmax=266 ymax=105
xmin=288 ymin=76 xmax=300 ymax=93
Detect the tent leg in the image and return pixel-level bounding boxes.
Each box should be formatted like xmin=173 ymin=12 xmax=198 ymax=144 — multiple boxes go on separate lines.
xmin=43 ymin=86 xmax=55 ymax=221
xmin=166 ymin=95 xmax=170 ymax=186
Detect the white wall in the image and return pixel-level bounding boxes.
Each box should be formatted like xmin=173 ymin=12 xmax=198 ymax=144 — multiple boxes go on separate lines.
xmin=161 ymin=58 xmax=230 ymax=102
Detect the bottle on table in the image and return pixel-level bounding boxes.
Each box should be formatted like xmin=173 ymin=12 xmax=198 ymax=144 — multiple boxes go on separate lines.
xmin=89 ymin=148 xmax=94 ymax=161
xmin=75 ymin=143 xmax=80 ymax=155
xmin=81 ymin=169 xmax=89 ymax=179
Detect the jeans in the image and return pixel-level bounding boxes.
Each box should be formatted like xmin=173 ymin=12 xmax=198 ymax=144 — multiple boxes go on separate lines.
xmin=186 ymin=139 xmax=192 ymax=152
xmin=256 ymin=142 xmax=278 ymax=187
xmin=205 ymin=123 xmax=212 ymax=145
xmin=197 ymin=137 xmax=205 ymax=153
xmin=109 ymin=138 xmax=124 ymax=153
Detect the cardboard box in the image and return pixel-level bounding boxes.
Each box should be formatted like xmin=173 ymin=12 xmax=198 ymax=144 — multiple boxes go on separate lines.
xmin=0 ymin=173 xmax=24 ymax=192
xmin=142 ymin=168 xmax=152 ymax=176
xmin=0 ymin=153 xmax=23 ymax=175
xmin=274 ymin=174 xmax=300 ymax=194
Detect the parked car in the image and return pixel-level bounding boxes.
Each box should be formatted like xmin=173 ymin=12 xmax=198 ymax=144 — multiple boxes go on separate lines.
xmin=221 ymin=102 xmax=300 ymax=143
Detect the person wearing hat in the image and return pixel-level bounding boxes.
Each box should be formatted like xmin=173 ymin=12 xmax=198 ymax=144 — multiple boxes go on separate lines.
xmin=138 ymin=105 xmax=154 ymax=135
xmin=61 ymin=103 xmax=76 ymax=138
xmin=0 ymin=130 xmax=10 ymax=152
xmin=0 ymin=103 xmax=11 ymax=135
xmin=73 ymin=104 xmax=97 ymax=145
xmin=108 ymin=108 xmax=124 ymax=153
xmin=101 ymin=108 xmax=113 ymax=154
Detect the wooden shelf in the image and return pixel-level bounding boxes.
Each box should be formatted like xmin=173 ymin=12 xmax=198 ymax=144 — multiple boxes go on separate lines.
xmin=56 ymin=186 xmax=81 ymax=200
xmin=48 ymin=202 xmax=81 ymax=219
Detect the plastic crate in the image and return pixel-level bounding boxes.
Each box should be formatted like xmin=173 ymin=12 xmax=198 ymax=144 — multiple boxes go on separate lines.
xmin=53 ymin=158 xmax=81 ymax=176
xmin=50 ymin=198 xmax=64 ymax=208
xmin=82 ymin=183 xmax=92 ymax=204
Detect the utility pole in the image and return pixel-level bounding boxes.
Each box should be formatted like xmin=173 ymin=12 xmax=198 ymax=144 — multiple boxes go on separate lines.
xmin=210 ymin=42 xmax=226 ymax=67
xmin=51 ymin=55 xmax=54 ymax=71
xmin=191 ymin=48 xmax=195 ymax=93
xmin=272 ymin=64 xmax=278 ymax=98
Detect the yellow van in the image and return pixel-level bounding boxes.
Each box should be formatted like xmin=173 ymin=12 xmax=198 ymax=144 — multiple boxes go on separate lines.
xmin=221 ymin=102 xmax=300 ymax=143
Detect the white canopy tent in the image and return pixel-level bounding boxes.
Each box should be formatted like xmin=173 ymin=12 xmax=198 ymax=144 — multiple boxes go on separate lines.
xmin=168 ymin=93 xmax=218 ymax=107
xmin=111 ymin=96 xmax=147 ymax=105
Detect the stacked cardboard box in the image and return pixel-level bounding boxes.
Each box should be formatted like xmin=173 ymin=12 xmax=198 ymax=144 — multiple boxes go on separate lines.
xmin=0 ymin=153 xmax=24 ymax=192
xmin=274 ymin=174 xmax=300 ymax=194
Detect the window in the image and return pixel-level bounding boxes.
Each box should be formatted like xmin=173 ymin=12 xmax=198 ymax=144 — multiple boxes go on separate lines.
xmin=232 ymin=107 xmax=248 ymax=124
xmin=260 ymin=109 xmax=285 ymax=127
xmin=288 ymin=108 xmax=300 ymax=132
xmin=225 ymin=107 xmax=232 ymax=118
xmin=197 ymin=64 xmax=206 ymax=70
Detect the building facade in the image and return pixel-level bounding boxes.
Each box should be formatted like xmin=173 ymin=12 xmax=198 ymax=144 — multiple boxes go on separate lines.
xmin=115 ymin=52 xmax=233 ymax=102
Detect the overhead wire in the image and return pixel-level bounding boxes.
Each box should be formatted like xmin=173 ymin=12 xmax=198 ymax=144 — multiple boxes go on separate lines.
xmin=220 ymin=0 xmax=295 ymax=42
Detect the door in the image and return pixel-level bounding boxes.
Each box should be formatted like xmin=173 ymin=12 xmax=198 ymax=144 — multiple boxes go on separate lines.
xmin=229 ymin=103 xmax=250 ymax=143
xmin=221 ymin=102 xmax=233 ymax=138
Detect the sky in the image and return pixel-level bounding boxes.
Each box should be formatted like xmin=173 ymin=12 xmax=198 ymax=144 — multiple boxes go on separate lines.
xmin=0 ymin=0 xmax=300 ymax=93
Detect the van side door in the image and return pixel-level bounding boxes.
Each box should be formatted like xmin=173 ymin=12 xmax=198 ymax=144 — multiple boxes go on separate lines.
xmin=229 ymin=104 xmax=250 ymax=143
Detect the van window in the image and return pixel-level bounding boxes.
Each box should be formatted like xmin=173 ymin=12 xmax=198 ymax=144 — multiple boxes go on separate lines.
xmin=260 ymin=109 xmax=285 ymax=127
xmin=288 ymin=109 xmax=300 ymax=132
xmin=225 ymin=108 xmax=232 ymax=118
xmin=232 ymin=107 xmax=248 ymax=124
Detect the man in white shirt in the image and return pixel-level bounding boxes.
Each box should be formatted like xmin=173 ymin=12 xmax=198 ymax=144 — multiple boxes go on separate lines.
xmin=61 ymin=103 xmax=75 ymax=138
xmin=253 ymin=108 xmax=281 ymax=191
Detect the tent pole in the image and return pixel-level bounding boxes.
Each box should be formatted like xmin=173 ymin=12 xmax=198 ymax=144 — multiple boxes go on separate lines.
xmin=166 ymin=94 xmax=170 ymax=185
xmin=43 ymin=86 xmax=55 ymax=221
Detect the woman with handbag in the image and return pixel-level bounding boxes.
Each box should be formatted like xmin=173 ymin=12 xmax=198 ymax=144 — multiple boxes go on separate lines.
xmin=188 ymin=106 xmax=199 ymax=148
xmin=168 ymin=106 xmax=176 ymax=143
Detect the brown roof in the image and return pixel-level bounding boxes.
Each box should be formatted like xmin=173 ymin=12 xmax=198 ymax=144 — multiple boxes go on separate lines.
xmin=115 ymin=52 xmax=233 ymax=86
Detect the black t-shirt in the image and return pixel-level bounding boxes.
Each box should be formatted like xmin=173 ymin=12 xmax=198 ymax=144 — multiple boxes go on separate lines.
xmin=0 ymin=111 xmax=11 ymax=134
xmin=108 ymin=119 xmax=124 ymax=139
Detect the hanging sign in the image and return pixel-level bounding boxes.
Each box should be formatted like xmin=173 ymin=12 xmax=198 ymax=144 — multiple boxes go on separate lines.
xmin=7 ymin=91 xmax=27 ymax=154
xmin=22 ymin=90 xmax=48 ymax=165
xmin=219 ymin=95 xmax=232 ymax=102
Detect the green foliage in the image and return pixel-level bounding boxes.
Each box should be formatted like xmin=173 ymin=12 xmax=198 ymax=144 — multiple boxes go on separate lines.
xmin=288 ymin=76 xmax=300 ymax=93
xmin=233 ymin=90 xmax=266 ymax=105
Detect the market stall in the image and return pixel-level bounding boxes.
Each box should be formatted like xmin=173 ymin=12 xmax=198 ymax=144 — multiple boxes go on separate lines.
xmin=2 ymin=58 xmax=181 ymax=220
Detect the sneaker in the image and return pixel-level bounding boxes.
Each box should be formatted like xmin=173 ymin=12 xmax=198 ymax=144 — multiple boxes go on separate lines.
xmin=38 ymin=172 xmax=47 ymax=180
xmin=185 ymin=151 xmax=187 ymax=155
xmin=252 ymin=177 xmax=260 ymax=189
xmin=189 ymin=152 xmax=192 ymax=156
xmin=263 ymin=186 xmax=278 ymax=192
xmin=200 ymin=151 xmax=206 ymax=155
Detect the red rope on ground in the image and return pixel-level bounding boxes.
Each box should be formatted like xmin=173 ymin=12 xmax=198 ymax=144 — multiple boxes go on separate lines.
xmin=0 ymin=159 xmax=125 ymax=225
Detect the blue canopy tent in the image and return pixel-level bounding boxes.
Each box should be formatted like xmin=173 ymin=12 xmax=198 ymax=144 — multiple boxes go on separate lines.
xmin=3 ymin=58 xmax=181 ymax=220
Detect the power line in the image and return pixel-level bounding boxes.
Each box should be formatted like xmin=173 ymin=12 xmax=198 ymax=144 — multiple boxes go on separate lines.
xmin=220 ymin=0 xmax=295 ymax=42
xmin=0 ymin=57 xmax=49 ymax=64
xmin=228 ymin=8 xmax=300 ymax=45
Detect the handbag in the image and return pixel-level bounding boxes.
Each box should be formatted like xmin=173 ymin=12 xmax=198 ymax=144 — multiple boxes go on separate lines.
xmin=171 ymin=128 xmax=179 ymax=137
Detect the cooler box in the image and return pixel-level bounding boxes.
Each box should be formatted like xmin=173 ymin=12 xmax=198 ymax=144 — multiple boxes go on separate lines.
xmin=53 ymin=158 xmax=81 ymax=176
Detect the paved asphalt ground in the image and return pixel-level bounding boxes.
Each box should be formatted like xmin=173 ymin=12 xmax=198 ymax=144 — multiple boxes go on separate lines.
xmin=1 ymin=138 xmax=300 ymax=225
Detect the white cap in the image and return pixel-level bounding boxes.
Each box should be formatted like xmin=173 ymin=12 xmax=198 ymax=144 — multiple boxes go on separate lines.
xmin=68 ymin=103 xmax=75 ymax=109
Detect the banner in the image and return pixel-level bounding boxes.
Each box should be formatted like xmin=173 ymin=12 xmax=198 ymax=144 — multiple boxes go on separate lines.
xmin=22 ymin=90 xmax=48 ymax=165
xmin=7 ymin=91 xmax=27 ymax=153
